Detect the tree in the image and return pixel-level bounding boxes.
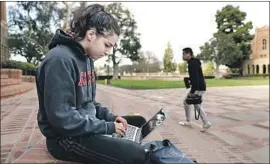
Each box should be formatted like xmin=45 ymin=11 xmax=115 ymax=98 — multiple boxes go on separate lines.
xmin=178 ymin=62 xmax=188 ymax=74
xmin=8 ymin=2 xmax=65 ymax=65
xmin=144 ymin=51 xmax=160 ymax=73
xmin=119 ymin=64 xmax=136 ymax=74
xmin=133 ymin=52 xmax=147 ymax=73
xmin=215 ymin=5 xmax=254 ymax=74
xmin=198 ymin=33 xmax=242 ymax=78
xmin=105 ymin=3 xmax=141 ymax=79
xmin=197 ymin=42 xmax=213 ymax=61
xmin=172 ymin=61 xmax=177 ymax=72
xmin=214 ymin=33 xmax=242 ymax=75
xmin=197 ymin=41 xmax=217 ymax=76
xmin=132 ymin=51 xmax=161 ymax=73
xmin=62 ymin=2 xmax=76 ymax=31
xmin=203 ymin=61 xmax=215 ymax=76
xmin=163 ymin=41 xmax=176 ymax=72
xmin=148 ymin=54 xmax=161 ymax=73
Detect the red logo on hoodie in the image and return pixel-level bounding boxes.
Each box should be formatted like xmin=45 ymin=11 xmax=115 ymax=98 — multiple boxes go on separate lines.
xmin=78 ymin=70 xmax=96 ymax=86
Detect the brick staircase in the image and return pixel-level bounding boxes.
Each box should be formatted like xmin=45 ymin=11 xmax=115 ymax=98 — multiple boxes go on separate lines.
xmin=1 ymin=69 xmax=35 ymax=99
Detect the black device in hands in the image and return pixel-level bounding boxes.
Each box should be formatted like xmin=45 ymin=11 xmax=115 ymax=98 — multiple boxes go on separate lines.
xmin=183 ymin=77 xmax=190 ymax=89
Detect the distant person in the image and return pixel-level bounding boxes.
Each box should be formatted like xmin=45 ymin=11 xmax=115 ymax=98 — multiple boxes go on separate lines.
xmin=35 ymin=4 xmax=148 ymax=164
xmin=179 ymin=47 xmax=211 ymax=132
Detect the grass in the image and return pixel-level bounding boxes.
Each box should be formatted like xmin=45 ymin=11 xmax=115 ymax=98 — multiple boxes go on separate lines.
xmin=97 ymin=76 xmax=269 ymax=90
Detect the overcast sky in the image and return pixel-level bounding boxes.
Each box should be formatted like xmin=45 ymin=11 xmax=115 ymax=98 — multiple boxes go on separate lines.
xmin=7 ymin=1 xmax=269 ymax=67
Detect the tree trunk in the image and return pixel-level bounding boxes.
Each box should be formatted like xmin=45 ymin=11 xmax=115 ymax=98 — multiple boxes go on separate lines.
xmin=239 ymin=63 xmax=244 ymax=76
xmin=215 ymin=64 xmax=222 ymax=79
xmin=111 ymin=49 xmax=122 ymax=80
xmin=62 ymin=2 xmax=74 ymax=31
xmin=113 ymin=64 xmax=119 ymax=80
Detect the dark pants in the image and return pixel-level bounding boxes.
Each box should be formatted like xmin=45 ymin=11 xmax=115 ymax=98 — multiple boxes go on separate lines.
xmin=46 ymin=116 xmax=147 ymax=164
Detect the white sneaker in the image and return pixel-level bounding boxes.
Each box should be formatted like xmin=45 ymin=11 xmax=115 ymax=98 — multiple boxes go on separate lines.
xmin=201 ymin=122 xmax=211 ymax=132
xmin=179 ymin=121 xmax=192 ymax=127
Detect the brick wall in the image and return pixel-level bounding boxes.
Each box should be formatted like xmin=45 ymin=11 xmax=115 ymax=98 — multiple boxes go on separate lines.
xmin=243 ymin=26 xmax=269 ymax=75
xmin=22 ymin=76 xmax=36 ymax=83
xmin=1 ymin=2 xmax=10 ymax=63
xmin=1 ymin=69 xmax=22 ymax=79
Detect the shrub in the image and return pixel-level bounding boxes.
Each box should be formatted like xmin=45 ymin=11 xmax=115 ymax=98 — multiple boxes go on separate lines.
xmin=203 ymin=62 xmax=215 ymax=76
xmin=1 ymin=60 xmax=37 ymax=76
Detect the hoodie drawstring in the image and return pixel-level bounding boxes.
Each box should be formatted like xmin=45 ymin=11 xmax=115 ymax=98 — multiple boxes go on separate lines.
xmin=86 ymin=57 xmax=94 ymax=102
xmin=86 ymin=58 xmax=90 ymax=100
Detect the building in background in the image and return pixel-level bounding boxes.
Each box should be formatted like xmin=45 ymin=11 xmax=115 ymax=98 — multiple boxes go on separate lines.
xmin=243 ymin=25 xmax=269 ymax=75
xmin=1 ymin=1 xmax=10 ymax=63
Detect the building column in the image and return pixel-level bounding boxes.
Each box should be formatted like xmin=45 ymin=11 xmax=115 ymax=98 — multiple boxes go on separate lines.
xmin=260 ymin=65 xmax=263 ymax=74
xmin=243 ymin=64 xmax=247 ymax=75
xmin=1 ymin=2 xmax=6 ymax=22
xmin=0 ymin=1 xmax=9 ymax=63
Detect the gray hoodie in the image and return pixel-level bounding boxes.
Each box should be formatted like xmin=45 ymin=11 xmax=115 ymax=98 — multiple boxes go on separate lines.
xmin=36 ymin=29 xmax=116 ymax=138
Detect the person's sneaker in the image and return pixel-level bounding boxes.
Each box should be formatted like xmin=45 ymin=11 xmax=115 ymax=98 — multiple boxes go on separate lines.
xmin=179 ymin=121 xmax=192 ymax=127
xmin=200 ymin=122 xmax=211 ymax=132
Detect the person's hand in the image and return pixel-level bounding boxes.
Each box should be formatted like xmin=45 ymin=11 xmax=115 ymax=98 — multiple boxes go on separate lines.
xmin=114 ymin=122 xmax=126 ymax=137
xmin=115 ymin=116 xmax=128 ymax=129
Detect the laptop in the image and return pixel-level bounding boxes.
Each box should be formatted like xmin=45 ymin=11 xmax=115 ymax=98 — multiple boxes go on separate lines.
xmin=106 ymin=108 xmax=167 ymax=144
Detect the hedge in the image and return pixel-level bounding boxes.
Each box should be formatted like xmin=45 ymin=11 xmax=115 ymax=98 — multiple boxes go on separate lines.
xmin=1 ymin=60 xmax=37 ymax=76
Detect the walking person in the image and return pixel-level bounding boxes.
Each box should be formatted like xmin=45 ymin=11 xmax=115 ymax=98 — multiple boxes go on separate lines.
xmin=35 ymin=4 xmax=148 ymax=164
xmin=179 ymin=47 xmax=211 ymax=132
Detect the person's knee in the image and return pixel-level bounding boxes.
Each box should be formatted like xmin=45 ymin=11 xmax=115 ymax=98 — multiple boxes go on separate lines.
xmin=117 ymin=139 xmax=146 ymax=164
xmin=46 ymin=139 xmax=71 ymax=161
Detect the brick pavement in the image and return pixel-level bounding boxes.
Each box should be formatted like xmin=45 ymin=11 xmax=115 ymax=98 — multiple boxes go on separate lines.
xmin=1 ymin=85 xmax=269 ymax=163
xmin=96 ymin=85 xmax=269 ymax=163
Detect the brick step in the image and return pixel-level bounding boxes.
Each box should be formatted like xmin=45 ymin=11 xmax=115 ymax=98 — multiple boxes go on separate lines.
xmin=1 ymin=82 xmax=35 ymax=99
xmin=1 ymin=74 xmax=8 ymax=79
xmin=1 ymin=78 xmax=22 ymax=87
xmin=1 ymin=69 xmax=22 ymax=79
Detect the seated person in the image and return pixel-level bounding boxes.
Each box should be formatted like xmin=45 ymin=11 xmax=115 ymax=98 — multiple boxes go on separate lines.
xmin=35 ymin=4 xmax=147 ymax=164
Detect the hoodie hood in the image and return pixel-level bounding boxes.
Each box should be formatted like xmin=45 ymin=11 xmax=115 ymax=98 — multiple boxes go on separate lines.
xmin=48 ymin=29 xmax=85 ymax=57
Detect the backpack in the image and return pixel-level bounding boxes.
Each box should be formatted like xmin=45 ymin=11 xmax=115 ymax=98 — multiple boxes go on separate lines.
xmin=143 ymin=139 xmax=196 ymax=164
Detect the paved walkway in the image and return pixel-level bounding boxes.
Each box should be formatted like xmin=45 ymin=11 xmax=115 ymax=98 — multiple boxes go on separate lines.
xmin=1 ymin=84 xmax=269 ymax=163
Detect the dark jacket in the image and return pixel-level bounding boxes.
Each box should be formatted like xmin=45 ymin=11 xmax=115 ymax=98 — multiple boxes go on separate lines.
xmin=35 ymin=29 xmax=117 ymax=138
xmin=187 ymin=58 xmax=206 ymax=93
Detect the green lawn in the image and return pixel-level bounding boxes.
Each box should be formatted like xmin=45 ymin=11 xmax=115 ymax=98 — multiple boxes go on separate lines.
xmin=97 ymin=76 xmax=269 ymax=90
